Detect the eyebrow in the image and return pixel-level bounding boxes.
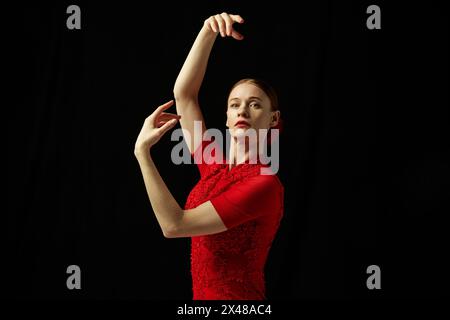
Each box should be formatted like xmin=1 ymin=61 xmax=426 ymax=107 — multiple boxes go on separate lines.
xmin=228 ymin=96 xmax=262 ymax=102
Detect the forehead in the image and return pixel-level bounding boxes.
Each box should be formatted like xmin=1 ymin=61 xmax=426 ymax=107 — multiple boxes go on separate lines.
xmin=228 ymin=83 xmax=268 ymax=101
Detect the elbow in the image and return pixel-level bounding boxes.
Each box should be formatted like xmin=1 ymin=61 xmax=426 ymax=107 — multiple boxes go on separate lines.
xmin=163 ymin=230 xmax=173 ymax=238
xmin=172 ymin=91 xmax=185 ymax=102
xmin=163 ymin=227 xmax=174 ymax=238
xmin=163 ymin=232 xmax=175 ymax=239
xmin=163 ymin=224 xmax=178 ymax=239
xmin=173 ymin=89 xmax=197 ymax=102
xmin=172 ymin=87 xmax=183 ymax=100
xmin=162 ymin=211 xmax=185 ymax=238
xmin=172 ymin=86 xmax=181 ymax=99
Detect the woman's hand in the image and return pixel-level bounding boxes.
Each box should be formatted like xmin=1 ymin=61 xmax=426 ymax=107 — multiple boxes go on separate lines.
xmin=204 ymin=13 xmax=244 ymax=40
xmin=134 ymin=100 xmax=181 ymax=154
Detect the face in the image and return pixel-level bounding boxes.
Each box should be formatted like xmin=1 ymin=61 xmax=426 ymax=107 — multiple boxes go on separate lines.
xmin=226 ymin=83 xmax=280 ymax=138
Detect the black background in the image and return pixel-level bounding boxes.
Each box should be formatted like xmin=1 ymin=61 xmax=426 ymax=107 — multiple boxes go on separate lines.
xmin=9 ymin=0 xmax=448 ymax=301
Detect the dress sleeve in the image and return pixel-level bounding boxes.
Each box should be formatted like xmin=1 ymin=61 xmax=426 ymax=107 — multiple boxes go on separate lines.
xmin=210 ymin=175 xmax=284 ymax=229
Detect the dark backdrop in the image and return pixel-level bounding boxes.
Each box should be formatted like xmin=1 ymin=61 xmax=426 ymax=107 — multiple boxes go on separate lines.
xmin=9 ymin=0 xmax=448 ymax=300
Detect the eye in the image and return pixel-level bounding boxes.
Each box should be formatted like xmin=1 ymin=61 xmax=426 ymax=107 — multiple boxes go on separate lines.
xmin=250 ymin=102 xmax=260 ymax=108
xmin=229 ymin=103 xmax=238 ymax=108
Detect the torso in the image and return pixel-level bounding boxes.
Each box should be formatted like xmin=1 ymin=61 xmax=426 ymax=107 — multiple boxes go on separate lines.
xmin=185 ymin=161 xmax=284 ymax=300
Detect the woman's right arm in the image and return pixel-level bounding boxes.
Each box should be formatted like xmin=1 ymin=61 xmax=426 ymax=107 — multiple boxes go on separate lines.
xmin=173 ymin=13 xmax=244 ymax=154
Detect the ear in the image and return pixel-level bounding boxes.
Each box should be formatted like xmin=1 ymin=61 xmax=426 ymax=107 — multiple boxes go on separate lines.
xmin=270 ymin=111 xmax=280 ymax=127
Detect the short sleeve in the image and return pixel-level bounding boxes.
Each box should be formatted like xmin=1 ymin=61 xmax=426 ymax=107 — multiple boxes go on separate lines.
xmin=210 ymin=175 xmax=283 ymax=229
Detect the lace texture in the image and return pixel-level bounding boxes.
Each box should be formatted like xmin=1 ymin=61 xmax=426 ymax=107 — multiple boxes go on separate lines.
xmin=185 ymin=162 xmax=284 ymax=300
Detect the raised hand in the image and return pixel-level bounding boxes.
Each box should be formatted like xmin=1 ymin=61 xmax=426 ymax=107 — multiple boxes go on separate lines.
xmin=134 ymin=100 xmax=181 ymax=152
xmin=204 ymin=13 xmax=245 ymax=40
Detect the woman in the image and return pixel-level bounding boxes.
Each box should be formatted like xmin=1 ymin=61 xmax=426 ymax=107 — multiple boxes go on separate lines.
xmin=134 ymin=13 xmax=284 ymax=300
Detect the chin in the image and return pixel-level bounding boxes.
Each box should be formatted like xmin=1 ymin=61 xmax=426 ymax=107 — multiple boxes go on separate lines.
xmin=232 ymin=127 xmax=246 ymax=135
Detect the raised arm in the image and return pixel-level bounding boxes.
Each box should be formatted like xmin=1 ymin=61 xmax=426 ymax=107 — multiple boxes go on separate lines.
xmin=134 ymin=100 xmax=274 ymax=239
xmin=134 ymin=101 xmax=227 ymax=238
xmin=173 ymin=13 xmax=244 ymax=154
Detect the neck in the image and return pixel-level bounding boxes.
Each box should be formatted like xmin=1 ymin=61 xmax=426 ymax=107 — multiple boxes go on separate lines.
xmin=228 ymin=137 xmax=261 ymax=170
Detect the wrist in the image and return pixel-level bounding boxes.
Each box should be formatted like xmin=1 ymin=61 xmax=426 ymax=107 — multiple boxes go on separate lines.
xmin=201 ymin=24 xmax=218 ymax=38
xmin=134 ymin=144 xmax=152 ymax=159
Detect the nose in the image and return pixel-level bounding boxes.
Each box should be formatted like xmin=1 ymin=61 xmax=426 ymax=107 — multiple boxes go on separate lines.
xmin=237 ymin=104 xmax=250 ymax=118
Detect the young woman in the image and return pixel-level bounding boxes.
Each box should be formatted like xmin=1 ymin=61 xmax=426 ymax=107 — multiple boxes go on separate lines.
xmin=134 ymin=13 xmax=284 ymax=300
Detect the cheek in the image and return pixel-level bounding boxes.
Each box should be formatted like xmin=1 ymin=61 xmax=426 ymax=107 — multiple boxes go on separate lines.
xmin=252 ymin=112 xmax=271 ymax=127
xmin=226 ymin=112 xmax=233 ymax=126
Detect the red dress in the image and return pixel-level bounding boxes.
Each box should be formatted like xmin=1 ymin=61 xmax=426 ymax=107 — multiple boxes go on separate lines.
xmin=184 ymin=140 xmax=284 ymax=300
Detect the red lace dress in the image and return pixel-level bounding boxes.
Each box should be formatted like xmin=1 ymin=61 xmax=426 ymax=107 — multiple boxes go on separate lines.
xmin=184 ymin=140 xmax=284 ymax=300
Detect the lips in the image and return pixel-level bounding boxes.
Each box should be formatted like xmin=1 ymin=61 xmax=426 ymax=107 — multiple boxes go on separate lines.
xmin=235 ymin=120 xmax=250 ymax=128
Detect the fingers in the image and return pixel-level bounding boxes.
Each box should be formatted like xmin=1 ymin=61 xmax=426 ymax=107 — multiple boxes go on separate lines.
xmin=159 ymin=113 xmax=181 ymax=121
xmin=156 ymin=114 xmax=181 ymax=127
xmin=214 ymin=14 xmax=226 ymax=37
xmin=229 ymin=14 xmax=244 ymax=40
xmin=158 ymin=118 xmax=178 ymax=135
xmin=229 ymin=14 xmax=244 ymax=24
xmin=231 ymin=29 xmax=244 ymax=40
xmin=220 ymin=13 xmax=233 ymax=36
xmin=206 ymin=16 xmax=218 ymax=33
xmin=156 ymin=120 xmax=173 ymax=128
xmin=156 ymin=99 xmax=174 ymax=112
xmin=152 ymin=100 xmax=174 ymax=119
xmin=209 ymin=13 xmax=244 ymax=39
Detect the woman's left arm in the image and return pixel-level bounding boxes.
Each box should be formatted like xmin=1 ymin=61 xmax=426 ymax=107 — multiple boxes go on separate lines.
xmin=134 ymin=151 xmax=183 ymax=237
xmin=134 ymin=100 xmax=227 ymax=238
